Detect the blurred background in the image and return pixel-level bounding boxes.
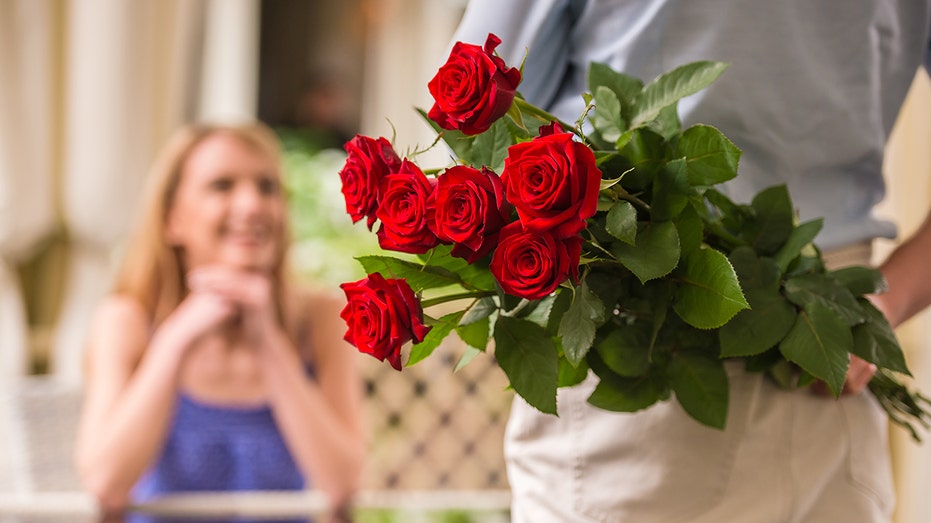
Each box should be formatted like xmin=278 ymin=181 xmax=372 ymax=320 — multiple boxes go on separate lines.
xmin=0 ymin=1 xmax=930 ymax=522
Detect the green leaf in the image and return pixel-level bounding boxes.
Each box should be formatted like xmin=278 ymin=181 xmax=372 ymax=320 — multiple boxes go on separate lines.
xmin=773 ymin=219 xmax=823 ymax=272
xmin=419 ymin=244 xmax=497 ymax=290
xmin=454 ymin=345 xmax=482 ymax=372
xmin=588 ymin=375 xmax=668 ymax=412
xmin=522 ymin=292 xmax=558 ymax=328
xmin=703 ymin=188 xmax=751 ymax=233
xmin=651 ymin=158 xmax=690 ymax=221
xmin=594 ymin=325 xmax=650 ymax=377
xmin=599 ymin=165 xmax=632 ymax=190
xmin=494 ymin=316 xmax=559 ymax=414
xmin=719 ymin=288 xmax=797 ymax=357
xmin=587 ymin=353 xmax=667 ymax=412
xmin=358 ymin=255 xmax=470 ymax=292
xmin=605 ymin=201 xmax=638 ymax=244
xmin=673 ymin=247 xmax=749 ymax=329
xmin=675 ymin=124 xmax=741 ymax=185
xmin=584 ymin=271 xmax=625 ymax=314
xmin=410 ymin=311 xmax=462 ymax=366
xmin=620 ymin=128 xmax=667 ymax=186
xmin=612 ymin=221 xmax=680 ymax=283
xmin=629 ymin=61 xmax=729 ymax=128
xmin=746 ymin=185 xmax=795 ymax=255
xmin=558 ymin=281 xmax=606 ymax=366
xmin=778 ymin=303 xmax=852 ymax=397
xmin=768 ymin=358 xmax=801 ymax=388
xmin=505 ymin=99 xmax=525 ymax=130
xmin=831 ymin=266 xmax=888 ymax=296
xmin=668 ymin=352 xmax=729 ymax=429
xmin=456 ymin=316 xmax=489 ymax=350
xmin=615 ymin=129 xmax=635 ymax=150
xmin=728 ymin=247 xmax=782 ymax=291
xmin=786 ymin=254 xmax=822 ymax=277
xmin=852 ymin=299 xmax=910 ymax=375
xmin=587 ymin=61 xmax=643 ymax=110
xmin=593 ymin=86 xmax=625 ymax=142
xmin=460 ymin=296 xmax=497 ymax=325
xmin=675 ymin=203 xmax=704 ymax=255
xmin=471 ymin=118 xmax=515 ymax=173
xmin=545 ymin=289 xmax=574 ymax=336
xmin=646 ymin=279 xmax=673 ymax=350
xmin=645 ymin=104 xmax=681 ymax=140
xmin=744 ymin=348 xmax=783 ymax=373
xmin=784 ymin=273 xmax=866 ymax=326
xmin=558 ymin=356 xmax=590 ymax=387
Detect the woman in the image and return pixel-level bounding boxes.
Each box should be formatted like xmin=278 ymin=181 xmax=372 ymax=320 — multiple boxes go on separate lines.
xmin=74 ymin=122 xmax=365 ymax=517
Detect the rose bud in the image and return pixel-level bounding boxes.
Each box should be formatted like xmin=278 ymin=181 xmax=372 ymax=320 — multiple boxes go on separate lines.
xmin=490 ymin=222 xmax=583 ymax=300
xmin=427 ymin=33 xmax=521 ymax=135
xmin=339 ymin=135 xmax=403 ymax=229
xmin=501 ymin=126 xmax=602 ymax=238
xmin=434 ymin=165 xmax=512 ymax=263
xmin=340 ymin=273 xmax=432 ymax=371
xmin=375 ymin=159 xmax=441 ymax=254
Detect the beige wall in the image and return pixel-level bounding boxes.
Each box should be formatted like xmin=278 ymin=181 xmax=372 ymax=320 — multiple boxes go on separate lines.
xmin=879 ymin=71 xmax=931 ymax=523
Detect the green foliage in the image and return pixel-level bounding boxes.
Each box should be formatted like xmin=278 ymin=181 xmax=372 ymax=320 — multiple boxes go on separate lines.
xmin=611 ymin=221 xmax=680 ymax=283
xmin=558 ymin=281 xmax=606 ymax=366
xmin=494 ymin=316 xmax=559 ymax=414
xmin=668 ymin=352 xmax=729 ymax=429
xmin=351 ymin=59 xmax=929 ymax=437
xmin=673 ymin=247 xmax=749 ymax=329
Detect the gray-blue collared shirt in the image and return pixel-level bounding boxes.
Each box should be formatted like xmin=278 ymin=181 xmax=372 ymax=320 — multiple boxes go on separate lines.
xmin=452 ymin=0 xmax=931 ymax=250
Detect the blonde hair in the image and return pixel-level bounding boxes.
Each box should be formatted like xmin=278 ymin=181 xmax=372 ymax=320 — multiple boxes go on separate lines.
xmin=113 ymin=122 xmax=293 ymax=327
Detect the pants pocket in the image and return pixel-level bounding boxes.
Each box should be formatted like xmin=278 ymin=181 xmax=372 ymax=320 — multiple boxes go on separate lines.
xmin=571 ymin=370 xmax=756 ymax=522
xmin=838 ymin=392 xmax=895 ymax=515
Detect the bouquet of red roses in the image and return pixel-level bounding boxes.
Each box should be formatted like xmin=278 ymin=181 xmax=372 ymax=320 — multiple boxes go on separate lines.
xmin=336 ymin=34 xmax=930 ymax=438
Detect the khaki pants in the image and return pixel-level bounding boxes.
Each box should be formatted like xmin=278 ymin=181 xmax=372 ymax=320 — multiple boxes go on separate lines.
xmin=505 ymin=242 xmax=893 ymax=522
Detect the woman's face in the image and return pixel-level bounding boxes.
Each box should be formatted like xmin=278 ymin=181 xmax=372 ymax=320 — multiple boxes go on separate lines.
xmin=165 ymin=132 xmax=286 ymax=273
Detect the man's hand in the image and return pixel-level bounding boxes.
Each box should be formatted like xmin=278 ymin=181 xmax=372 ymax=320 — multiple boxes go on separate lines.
xmin=811 ymin=354 xmax=877 ymax=396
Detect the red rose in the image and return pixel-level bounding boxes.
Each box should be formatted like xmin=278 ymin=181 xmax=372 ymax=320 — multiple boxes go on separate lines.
xmin=375 ymin=159 xmax=441 ymax=254
xmin=434 ymin=165 xmax=512 ymax=263
xmin=427 ymin=33 xmax=521 ymax=136
xmin=490 ymin=222 xmax=583 ymax=300
xmin=339 ymin=135 xmax=402 ymax=229
xmin=501 ymin=126 xmax=602 ymax=238
xmin=340 ymin=273 xmax=432 ymax=371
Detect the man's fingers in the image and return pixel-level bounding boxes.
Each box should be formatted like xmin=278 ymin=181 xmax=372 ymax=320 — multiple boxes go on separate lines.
xmin=843 ymin=356 xmax=877 ymax=395
xmin=810 ymin=355 xmax=877 ymax=396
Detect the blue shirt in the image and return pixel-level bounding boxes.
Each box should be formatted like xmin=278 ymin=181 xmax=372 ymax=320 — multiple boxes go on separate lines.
xmin=452 ymin=0 xmax=931 ymax=250
xmin=131 ymin=392 xmax=305 ymax=502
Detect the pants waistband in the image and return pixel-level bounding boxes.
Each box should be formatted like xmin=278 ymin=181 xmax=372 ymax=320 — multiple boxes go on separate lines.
xmin=822 ymin=241 xmax=873 ymax=270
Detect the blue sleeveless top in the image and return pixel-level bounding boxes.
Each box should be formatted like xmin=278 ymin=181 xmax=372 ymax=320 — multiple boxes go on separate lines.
xmin=132 ymin=392 xmax=306 ymax=502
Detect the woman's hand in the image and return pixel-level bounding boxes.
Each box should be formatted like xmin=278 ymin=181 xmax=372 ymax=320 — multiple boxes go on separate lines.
xmin=164 ymin=286 xmax=240 ymax=349
xmin=186 ymin=266 xmax=281 ymax=343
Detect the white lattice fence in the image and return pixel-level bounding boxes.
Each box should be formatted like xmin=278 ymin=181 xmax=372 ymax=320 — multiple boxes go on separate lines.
xmin=359 ymin=335 xmax=514 ymax=491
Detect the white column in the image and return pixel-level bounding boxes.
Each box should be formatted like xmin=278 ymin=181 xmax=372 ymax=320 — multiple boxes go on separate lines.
xmin=0 ymin=0 xmax=58 ymax=379
xmin=360 ymin=0 xmax=464 ymax=168
xmin=198 ymin=0 xmax=261 ymax=123
xmin=0 ymin=260 xmax=29 ymax=380
xmin=53 ymin=0 xmax=205 ymax=383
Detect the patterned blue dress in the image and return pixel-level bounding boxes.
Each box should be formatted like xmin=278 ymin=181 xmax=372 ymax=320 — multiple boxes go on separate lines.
xmin=132 ymin=392 xmax=306 ymax=500
xmin=127 ymin=392 xmax=311 ymax=523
